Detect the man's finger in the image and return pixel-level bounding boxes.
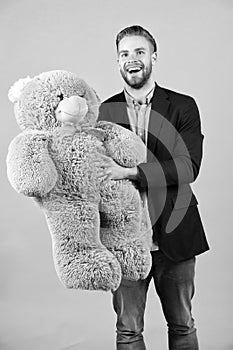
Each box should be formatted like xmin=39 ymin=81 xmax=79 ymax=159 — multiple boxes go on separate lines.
xmin=96 ymin=154 xmax=113 ymax=163
xmin=97 ymin=171 xmax=105 ymax=178
xmin=97 ymin=168 xmax=112 ymax=178
xmin=94 ymin=159 xmax=113 ymax=168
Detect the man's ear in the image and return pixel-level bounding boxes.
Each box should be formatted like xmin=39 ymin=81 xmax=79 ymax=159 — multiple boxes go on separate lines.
xmin=152 ymin=52 xmax=157 ymax=66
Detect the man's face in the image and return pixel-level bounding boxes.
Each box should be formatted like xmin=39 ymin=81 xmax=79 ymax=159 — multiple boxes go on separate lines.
xmin=117 ymin=35 xmax=157 ymax=89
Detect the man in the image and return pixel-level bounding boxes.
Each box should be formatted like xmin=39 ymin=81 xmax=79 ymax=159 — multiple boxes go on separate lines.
xmin=97 ymin=25 xmax=209 ymax=350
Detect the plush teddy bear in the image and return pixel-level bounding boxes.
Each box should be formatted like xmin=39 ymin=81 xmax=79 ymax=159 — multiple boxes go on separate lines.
xmin=6 ymin=70 xmax=152 ymax=292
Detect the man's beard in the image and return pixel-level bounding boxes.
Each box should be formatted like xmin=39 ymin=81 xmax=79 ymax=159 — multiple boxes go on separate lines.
xmin=120 ymin=61 xmax=152 ymax=89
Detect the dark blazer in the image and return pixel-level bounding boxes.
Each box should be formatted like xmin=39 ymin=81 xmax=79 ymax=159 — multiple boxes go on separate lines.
xmin=98 ymin=84 xmax=209 ymax=262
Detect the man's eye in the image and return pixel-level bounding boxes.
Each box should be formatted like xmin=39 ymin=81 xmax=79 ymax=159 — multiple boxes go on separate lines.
xmin=121 ymin=53 xmax=128 ymax=58
xmin=138 ymin=51 xmax=144 ymax=55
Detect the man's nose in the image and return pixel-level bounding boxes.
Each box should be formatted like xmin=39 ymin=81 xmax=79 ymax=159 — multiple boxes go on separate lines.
xmin=127 ymin=59 xmax=138 ymax=64
xmin=127 ymin=53 xmax=138 ymax=62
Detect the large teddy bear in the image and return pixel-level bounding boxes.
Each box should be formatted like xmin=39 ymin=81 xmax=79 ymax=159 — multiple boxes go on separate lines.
xmin=6 ymin=70 xmax=152 ymax=292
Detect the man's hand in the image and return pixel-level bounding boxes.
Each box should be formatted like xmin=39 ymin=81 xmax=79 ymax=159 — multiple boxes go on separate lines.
xmin=95 ymin=154 xmax=139 ymax=182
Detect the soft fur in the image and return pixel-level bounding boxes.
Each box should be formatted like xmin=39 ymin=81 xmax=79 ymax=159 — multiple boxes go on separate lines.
xmin=7 ymin=70 xmax=152 ymax=292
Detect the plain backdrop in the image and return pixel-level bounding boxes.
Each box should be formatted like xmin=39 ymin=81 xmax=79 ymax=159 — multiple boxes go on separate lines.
xmin=0 ymin=0 xmax=232 ymax=349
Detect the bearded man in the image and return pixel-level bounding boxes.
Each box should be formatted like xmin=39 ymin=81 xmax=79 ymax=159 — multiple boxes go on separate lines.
xmin=97 ymin=25 xmax=209 ymax=350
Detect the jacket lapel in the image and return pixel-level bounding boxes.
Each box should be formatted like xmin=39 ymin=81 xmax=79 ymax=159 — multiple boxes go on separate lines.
xmin=147 ymin=85 xmax=170 ymax=161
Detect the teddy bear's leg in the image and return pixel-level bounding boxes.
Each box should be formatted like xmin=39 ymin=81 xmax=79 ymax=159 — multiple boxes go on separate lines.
xmin=45 ymin=201 xmax=122 ymax=291
xmin=100 ymin=180 xmax=152 ymax=281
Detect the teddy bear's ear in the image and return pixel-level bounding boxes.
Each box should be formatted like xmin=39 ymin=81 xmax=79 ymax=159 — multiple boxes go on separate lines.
xmin=8 ymin=76 xmax=32 ymax=103
xmin=91 ymin=88 xmax=101 ymax=104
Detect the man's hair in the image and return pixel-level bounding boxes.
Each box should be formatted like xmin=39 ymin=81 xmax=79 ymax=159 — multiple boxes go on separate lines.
xmin=116 ymin=25 xmax=157 ymax=53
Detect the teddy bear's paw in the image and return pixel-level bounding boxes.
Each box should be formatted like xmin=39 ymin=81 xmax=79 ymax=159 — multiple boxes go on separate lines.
xmin=56 ymin=248 xmax=122 ymax=292
xmin=110 ymin=243 xmax=152 ymax=281
xmin=96 ymin=121 xmax=147 ymax=166
xmin=7 ymin=131 xmax=58 ymax=197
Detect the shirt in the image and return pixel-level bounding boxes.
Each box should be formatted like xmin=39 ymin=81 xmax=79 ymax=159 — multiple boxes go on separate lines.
xmin=124 ymin=85 xmax=159 ymax=251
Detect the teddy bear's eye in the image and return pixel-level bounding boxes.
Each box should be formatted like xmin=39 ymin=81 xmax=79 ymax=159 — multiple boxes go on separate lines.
xmin=57 ymin=93 xmax=64 ymax=100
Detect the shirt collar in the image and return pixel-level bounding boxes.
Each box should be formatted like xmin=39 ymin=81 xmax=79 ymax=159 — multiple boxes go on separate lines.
xmin=124 ymin=83 xmax=155 ymax=107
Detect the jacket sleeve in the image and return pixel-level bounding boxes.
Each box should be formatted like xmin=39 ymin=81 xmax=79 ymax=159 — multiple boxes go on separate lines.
xmin=98 ymin=102 xmax=112 ymax=122
xmin=137 ymin=97 xmax=204 ymax=189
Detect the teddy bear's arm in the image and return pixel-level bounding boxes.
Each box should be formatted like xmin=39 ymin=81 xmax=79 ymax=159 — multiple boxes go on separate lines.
xmin=7 ymin=131 xmax=58 ymax=197
xmin=96 ymin=121 xmax=147 ymax=167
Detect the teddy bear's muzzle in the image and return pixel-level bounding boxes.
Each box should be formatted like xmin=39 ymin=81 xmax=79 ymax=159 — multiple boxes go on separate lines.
xmin=56 ymin=95 xmax=88 ymax=126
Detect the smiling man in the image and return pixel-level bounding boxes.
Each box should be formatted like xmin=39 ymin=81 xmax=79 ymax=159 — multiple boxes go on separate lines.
xmin=118 ymin=36 xmax=156 ymax=90
xmin=97 ymin=25 xmax=209 ymax=350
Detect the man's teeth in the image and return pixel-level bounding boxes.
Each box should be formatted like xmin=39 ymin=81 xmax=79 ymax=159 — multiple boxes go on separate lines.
xmin=128 ymin=67 xmax=142 ymax=73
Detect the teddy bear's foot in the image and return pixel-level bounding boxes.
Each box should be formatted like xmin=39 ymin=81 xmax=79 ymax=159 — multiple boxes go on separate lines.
xmin=56 ymin=248 xmax=122 ymax=292
xmin=109 ymin=242 xmax=152 ymax=281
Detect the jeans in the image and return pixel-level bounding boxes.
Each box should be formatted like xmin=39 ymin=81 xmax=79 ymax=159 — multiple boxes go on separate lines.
xmin=112 ymin=250 xmax=198 ymax=350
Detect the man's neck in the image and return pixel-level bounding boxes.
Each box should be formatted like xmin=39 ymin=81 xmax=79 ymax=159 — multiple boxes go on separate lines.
xmin=124 ymin=78 xmax=155 ymax=103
